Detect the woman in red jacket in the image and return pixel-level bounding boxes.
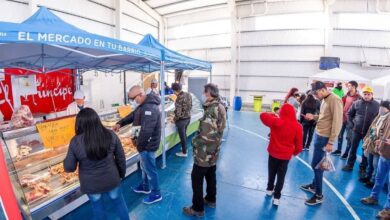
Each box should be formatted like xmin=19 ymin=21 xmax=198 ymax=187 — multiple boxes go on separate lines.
xmin=260 ymin=103 xmax=303 ymax=206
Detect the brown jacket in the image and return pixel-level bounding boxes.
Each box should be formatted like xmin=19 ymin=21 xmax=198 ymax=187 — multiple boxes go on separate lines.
xmin=377 ymin=116 xmax=390 ymax=159
xmin=363 ymin=114 xmax=390 ymax=155
xmin=315 ymin=93 xmax=343 ymax=144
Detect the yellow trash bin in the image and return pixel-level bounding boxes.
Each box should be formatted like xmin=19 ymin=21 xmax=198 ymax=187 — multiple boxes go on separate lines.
xmin=271 ymin=99 xmax=284 ymax=112
xmin=253 ymin=96 xmax=263 ymax=112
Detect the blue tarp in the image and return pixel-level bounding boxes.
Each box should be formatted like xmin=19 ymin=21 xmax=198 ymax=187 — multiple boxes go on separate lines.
xmin=0 ymin=7 xmax=162 ymax=73
xmin=138 ymin=34 xmax=211 ymax=72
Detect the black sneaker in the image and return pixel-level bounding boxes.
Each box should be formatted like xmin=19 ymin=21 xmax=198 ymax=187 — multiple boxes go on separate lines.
xmin=300 ymin=184 xmax=316 ymax=194
xmin=364 ymin=181 xmax=375 ymax=189
xmin=331 ymin=150 xmax=341 ymax=156
xmin=359 ymin=176 xmax=370 ymax=183
xmin=342 ymin=165 xmax=353 ymax=171
xmin=340 ymin=154 xmax=348 ymax=160
xmin=305 ymin=194 xmax=324 ymax=206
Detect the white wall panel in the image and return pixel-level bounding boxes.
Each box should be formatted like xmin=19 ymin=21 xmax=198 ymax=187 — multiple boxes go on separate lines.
xmin=334 ymin=30 xmax=390 ymax=48
xmin=121 ymin=14 xmax=157 ymax=36
xmin=240 ymin=29 xmax=325 ymax=46
xmin=212 ymin=62 xmax=232 ymax=76
xmin=180 ymin=48 xmax=231 ymax=62
xmin=239 ymin=46 xmax=324 ymax=61
xmin=121 ymin=30 xmax=144 ymax=43
xmin=167 ymin=34 xmax=231 ymax=50
xmin=341 ymin=63 xmax=390 ymax=80
xmin=0 ymin=0 xmax=29 ymax=22
xmin=335 ymin=13 xmax=390 ymax=31
xmin=238 ymin=61 xmax=319 ymax=77
xmin=167 ymin=7 xmax=229 ymax=27
xmin=122 ymin=1 xmax=158 ymax=27
xmin=168 ymin=19 xmax=230 ymax=39
xmin=333 ymin=46 xmax=389 ymax=64
xmin=332 ymin=0 xmax=377 ymax=13
xmin=237 ymin=0 xmax=323 ymax=17
xmin=240 ymin=13 xmax=326 ymax=32
xmin=156 ymin=0 xmax=226 ymax=15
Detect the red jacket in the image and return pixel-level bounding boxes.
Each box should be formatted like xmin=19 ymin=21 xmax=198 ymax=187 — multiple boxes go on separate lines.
xmin=260 ymin=104 xmax=303 ymax=160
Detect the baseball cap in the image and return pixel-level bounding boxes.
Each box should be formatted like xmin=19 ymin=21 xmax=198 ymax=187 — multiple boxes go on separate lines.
xmin=151 ymin=79 xmax=158 ymax=84
xmin=74 ymin=90 xmax=85 ymax=99
xmin=380 ymin=100 xmax=390 ymax=111
xmin=362 ymin=86 xmax=373 ymax=94
xmin=311 ymin=81 xmax=327 ymax=92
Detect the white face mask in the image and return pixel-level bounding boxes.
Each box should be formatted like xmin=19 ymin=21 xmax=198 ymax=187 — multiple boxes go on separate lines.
xmin=201 ymin=94 xmax=207 ymax=103
xmin=379 ymin=108 xmax=389 ymax=116
xmin=130 ymin=100 xmax=139 ymax=109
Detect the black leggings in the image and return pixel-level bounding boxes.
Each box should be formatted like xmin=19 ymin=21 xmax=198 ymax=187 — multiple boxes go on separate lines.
xmin=267 ymin=155 xmax=290 ymax=199
xmin=175 ymin=118 xmax=191 ymax=154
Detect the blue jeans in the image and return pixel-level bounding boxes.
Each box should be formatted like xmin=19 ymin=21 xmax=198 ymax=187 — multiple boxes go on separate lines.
xmin=87 ymin=186 xmax=130 ymax=220
xmin=337 ymin=122 xmax=352 ymax=153
xmin=367 ymin=153 xmax=380 ymax=183
xmin=370 ymin=156 xmax=390 ymax=209
xmin=311 ymin=133 xmax=329 ymax=196
xmin=139 ymin=151 xmax=160 ymax=195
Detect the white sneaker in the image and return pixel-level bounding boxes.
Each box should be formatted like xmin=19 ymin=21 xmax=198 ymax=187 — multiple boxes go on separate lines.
xmin=273 ymin=198 xmax=280 ymax=206
xmin=176 ymin=152 xmax=188 ymax=157
xmin=266 ymin=190 xmax=273 ymax=196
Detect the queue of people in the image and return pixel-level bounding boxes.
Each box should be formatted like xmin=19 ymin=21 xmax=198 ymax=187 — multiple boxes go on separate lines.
xmin=62 ymin=83 xmax=226 ymax=219
xmin=270 ymin=80 xmax=390 ymax=218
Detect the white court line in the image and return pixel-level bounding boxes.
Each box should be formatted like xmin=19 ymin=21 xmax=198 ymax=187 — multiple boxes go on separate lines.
xmin=230 ymin=124 xmax=361 ymax=220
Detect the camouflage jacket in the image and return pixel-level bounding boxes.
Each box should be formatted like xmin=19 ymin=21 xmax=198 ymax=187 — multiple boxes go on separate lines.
xmin=192 ymin=98 xmax=227 ymax=167
xmin=174 ymin=91 xmax=192 ymax=121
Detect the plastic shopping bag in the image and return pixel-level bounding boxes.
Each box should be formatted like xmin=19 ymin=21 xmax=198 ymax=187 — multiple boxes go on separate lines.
xmin=315 ymin=152 xmax=336 ymax=172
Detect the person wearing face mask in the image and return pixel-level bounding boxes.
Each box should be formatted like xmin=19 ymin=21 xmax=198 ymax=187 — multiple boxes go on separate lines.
xmin=342 ymin=87 xmax=380 ymax=176
xmin=183 ymin=83 xmax=226 ymax=217
xmin=66 ymin=90 xmax=91 ymax=116
xmin=360 ymin=101 xmax=390 ymax=219
xmin=113 ymin=85 xmax=162 ymax=205
xmin=360 ymin=101 xmax=390 ymax=188
xmin=146 ymin=79 xmax=159 ymax=95
xmin=332 ymin=82 xmax=344 ymax=99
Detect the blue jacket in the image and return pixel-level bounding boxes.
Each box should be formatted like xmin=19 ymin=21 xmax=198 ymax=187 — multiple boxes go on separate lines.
xmin=117 ymin=94 xmax=161 ymax=152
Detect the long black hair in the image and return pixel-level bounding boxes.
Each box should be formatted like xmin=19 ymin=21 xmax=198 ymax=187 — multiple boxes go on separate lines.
xmin=75 ymin=108 xmax=112 ymax=160
xmin=302 ymin=94 xmax=317 ymax=110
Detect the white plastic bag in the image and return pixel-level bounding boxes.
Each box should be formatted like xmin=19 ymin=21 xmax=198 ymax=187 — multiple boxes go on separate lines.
xmin=315 ymin=152 xmax=336 ymax=172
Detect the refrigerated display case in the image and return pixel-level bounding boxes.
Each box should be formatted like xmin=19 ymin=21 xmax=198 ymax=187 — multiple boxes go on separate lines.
xmin=0 ymin=111 xmax=139 ymax=220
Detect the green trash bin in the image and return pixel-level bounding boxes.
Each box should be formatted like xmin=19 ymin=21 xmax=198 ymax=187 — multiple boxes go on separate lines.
xmin=271 ymin=99 xmax=284 ymax=112
xmin=253 ymin=95 xmax=263 ymax=112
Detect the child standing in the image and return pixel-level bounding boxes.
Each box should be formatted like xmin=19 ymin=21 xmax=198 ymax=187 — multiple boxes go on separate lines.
xmin=260 ymin=103 xmax=303 ymax=206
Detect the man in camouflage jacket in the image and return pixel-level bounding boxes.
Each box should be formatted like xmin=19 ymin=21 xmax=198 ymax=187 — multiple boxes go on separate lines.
xmin=183 ymin=83 xmax=226 ymax=217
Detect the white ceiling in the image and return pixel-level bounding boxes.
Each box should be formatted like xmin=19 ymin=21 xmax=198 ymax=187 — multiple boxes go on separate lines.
xmin=142 ymin=0 xmax=266 ymax=16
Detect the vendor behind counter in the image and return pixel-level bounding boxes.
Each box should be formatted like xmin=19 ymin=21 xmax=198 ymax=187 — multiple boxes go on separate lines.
xmin=67 ymin=90 xmax=91 ymax=116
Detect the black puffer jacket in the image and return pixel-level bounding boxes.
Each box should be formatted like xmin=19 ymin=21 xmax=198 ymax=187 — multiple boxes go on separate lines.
xmin=63 ymin=131 xmax=126 ymax=194
xmin=348 ymin=99 xmax=380 ymax=135
xmin=117 ymin=94 xmax=161 ymax=152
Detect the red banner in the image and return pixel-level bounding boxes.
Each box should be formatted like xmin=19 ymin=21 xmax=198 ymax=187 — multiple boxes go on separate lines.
xmin=0 ymin=69 xmax=75 ymax=120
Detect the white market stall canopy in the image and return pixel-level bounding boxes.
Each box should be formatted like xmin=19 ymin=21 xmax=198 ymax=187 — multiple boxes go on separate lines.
xmin=310 ymin=68 xmax=370 ymax=84
xmin=372 ymin=74 xmax=390 ymax=100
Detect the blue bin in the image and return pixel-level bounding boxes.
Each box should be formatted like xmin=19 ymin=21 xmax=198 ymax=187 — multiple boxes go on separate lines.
xmin=233 ymin=96 xmax=242 ymax=111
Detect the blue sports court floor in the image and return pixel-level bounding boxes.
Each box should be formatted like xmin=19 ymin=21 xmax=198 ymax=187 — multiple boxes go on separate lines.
xmin=59 ymin=111 xmax=386 ymax=220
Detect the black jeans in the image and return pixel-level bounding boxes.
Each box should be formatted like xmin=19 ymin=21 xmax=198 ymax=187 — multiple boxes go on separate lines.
xmin=337 ymin=122 xmax=352 ymax=154
xmin=302 ymin=123 xmax=315 ymax=148
xmin=347 ymin=131 xmax=368 ymax=169
xmin=191 ymin=164 xmax=216 ymax=212
xmin=267 ymin=155 xmax=290 ymax=199
xmin=175 ymin=118 xmax=191 ymax=154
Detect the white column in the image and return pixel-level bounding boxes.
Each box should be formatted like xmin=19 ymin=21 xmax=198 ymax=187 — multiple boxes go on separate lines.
xmin=228 ymin=0 xmax=237 ymax=104
xmin=28 ymin=0 xmax=38 ymax=15
xmin=324 ymin=0 xmax=335 ymax=56
xmin=115 ymin=0 xmax=124 ymax=40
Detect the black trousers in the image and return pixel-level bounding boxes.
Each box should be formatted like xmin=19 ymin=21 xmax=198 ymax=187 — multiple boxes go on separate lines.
xmin=175 ymin=118 xmax=191 ymax=154
xmin=267 ymin=155 xmax=290 ymax=199
xmin=347 ymin=131 xmax=368 ymax=169
xmin=302 ymin=123 xmax=315 ymax=149
xmin=191 ymin=164 xmax=216 ymax=212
